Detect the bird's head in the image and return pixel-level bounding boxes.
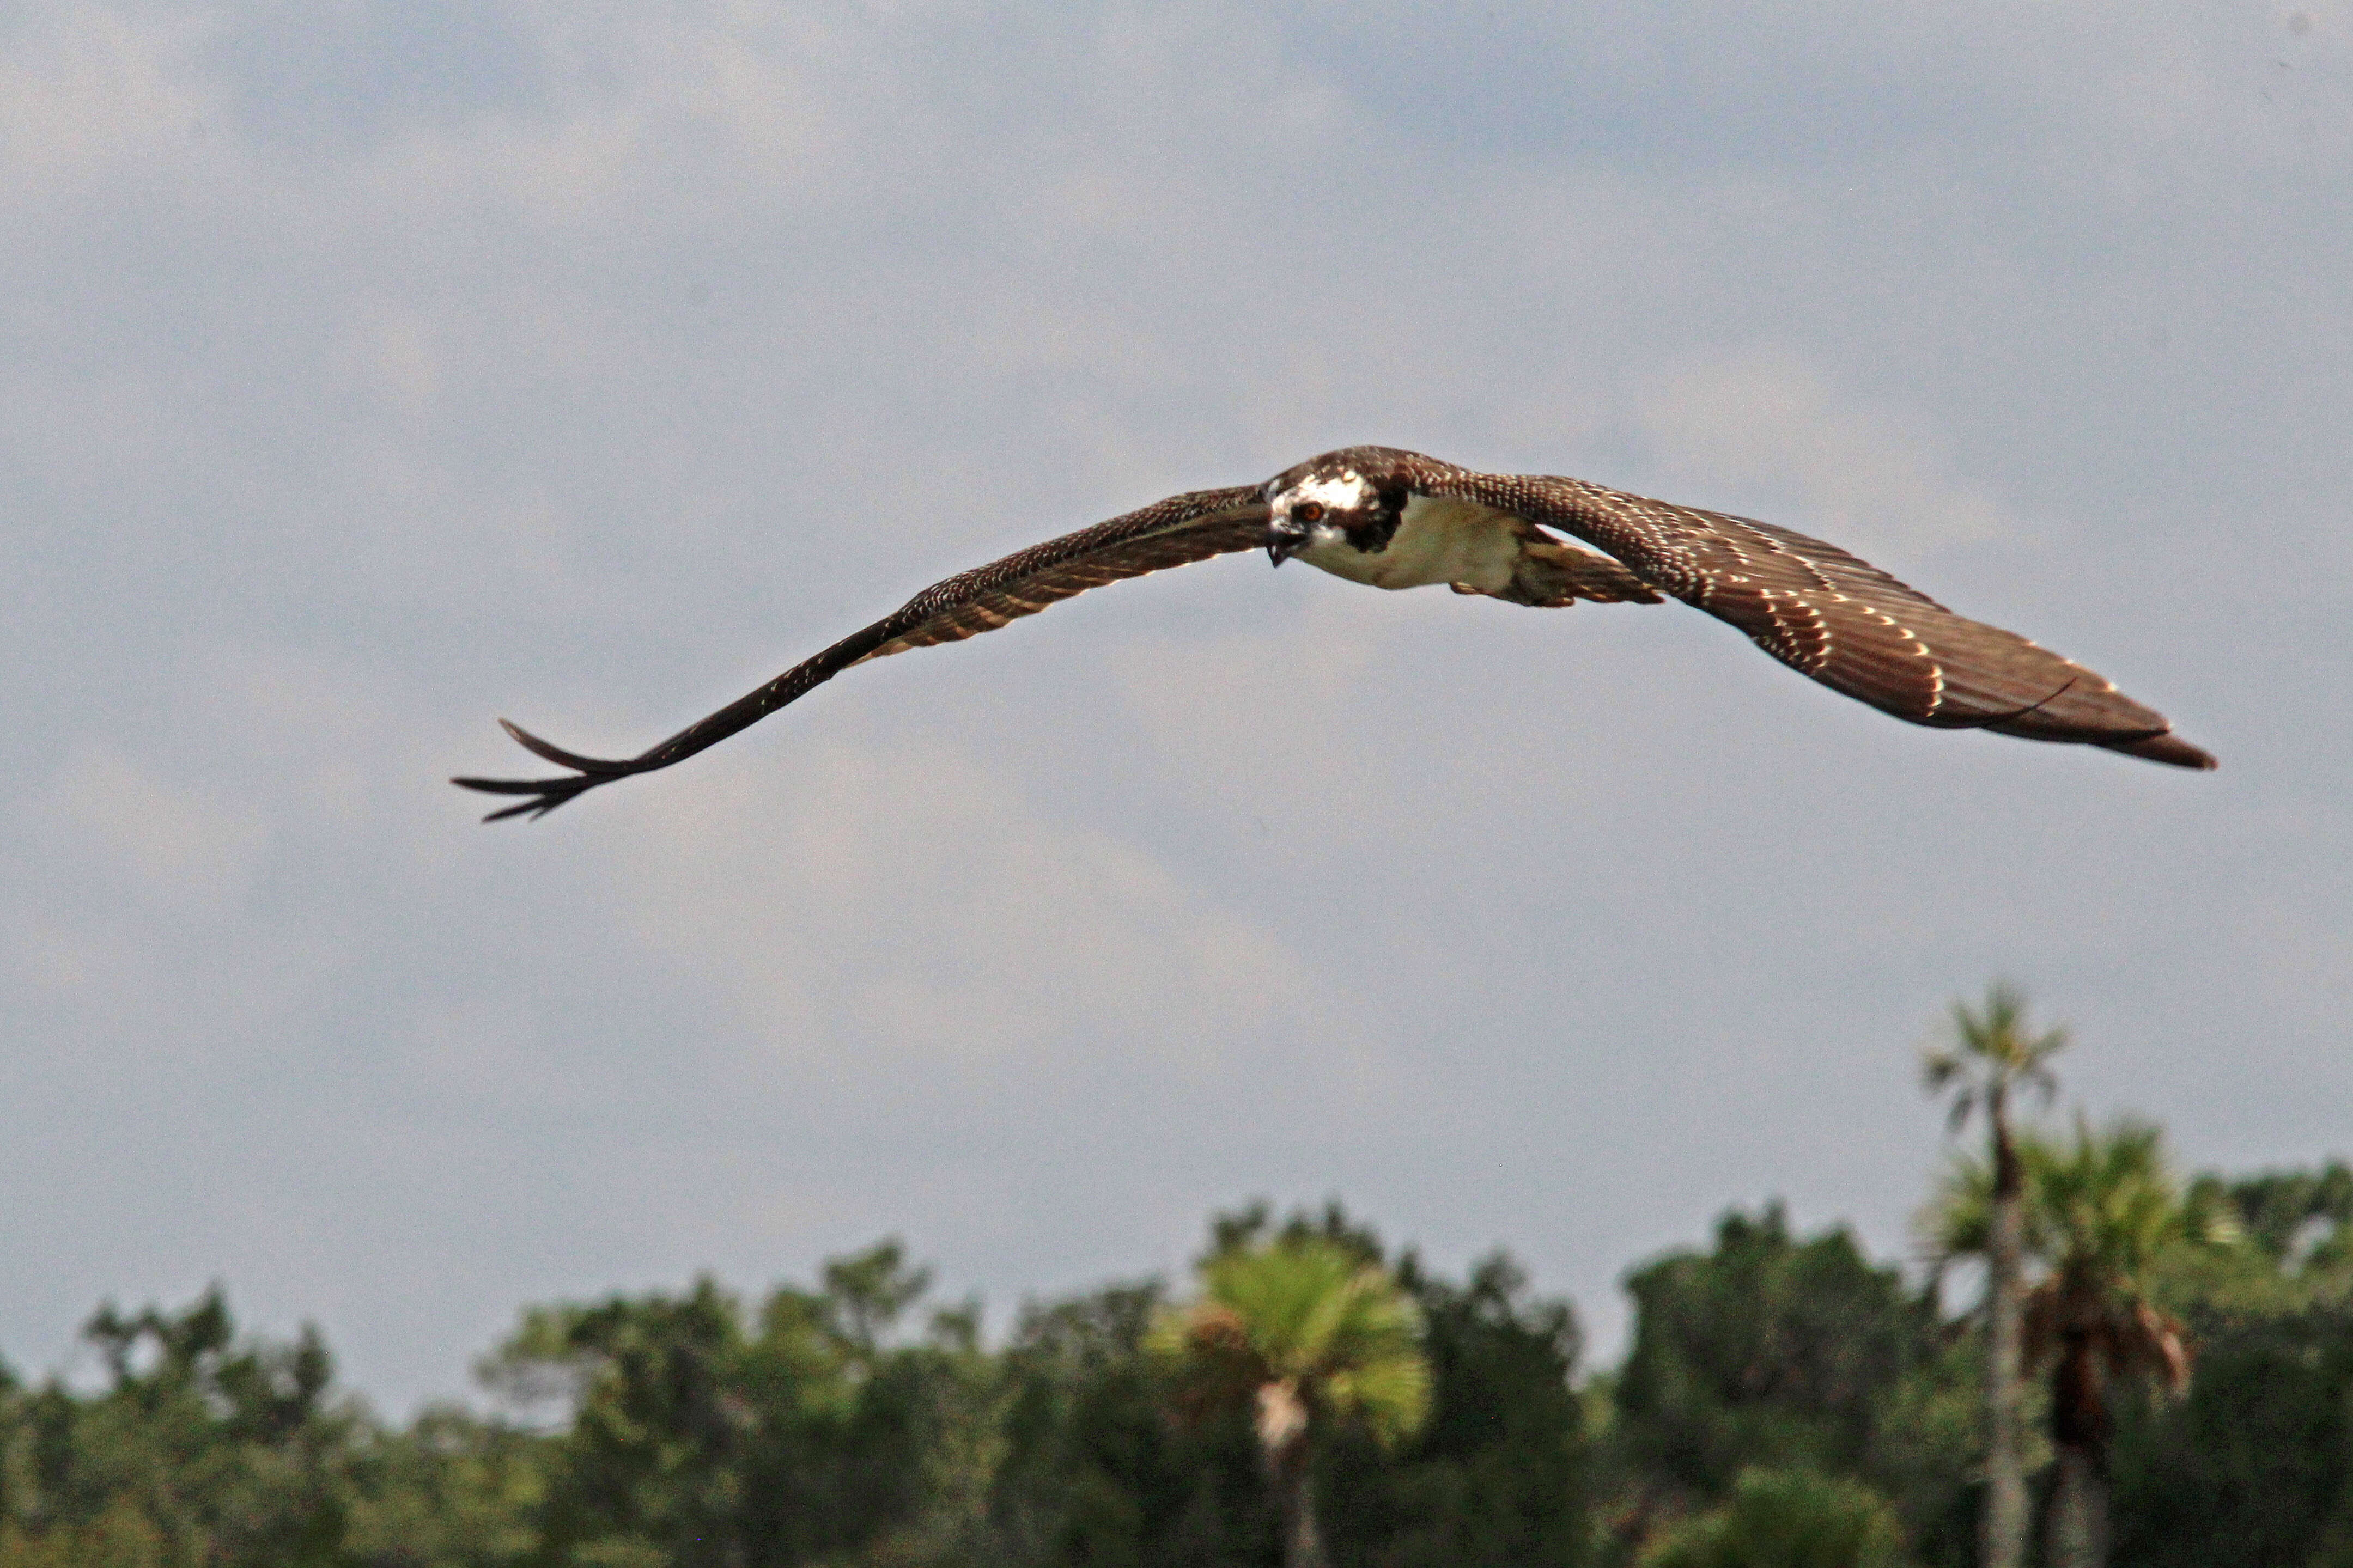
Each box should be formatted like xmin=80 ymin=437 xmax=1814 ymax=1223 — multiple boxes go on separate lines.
xmin=1263 ymin=450 xmax=1413 ymax=565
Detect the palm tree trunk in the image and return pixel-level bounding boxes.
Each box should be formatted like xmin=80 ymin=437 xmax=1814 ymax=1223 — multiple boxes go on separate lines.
xmin=1256 ymin=1380 xmax=1327 ymax=1568
xmin=2047 ymin=1331 xmax=2112 ymax=1568
xmin=1267 ymin=1435 xmax=1327 ymax=1568
xmin=1278 ymin=1462 xmax=1327 ymax=1568
xmin=2048 ymin=1445 xmax=2109 ymax=1568
xmin=1983 ymin=1111 xmax=2029 ymax=1568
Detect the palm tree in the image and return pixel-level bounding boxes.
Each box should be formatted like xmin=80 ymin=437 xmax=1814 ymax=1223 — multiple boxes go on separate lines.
xmin=1920 ymin=983 xmax=2064 ymax=1568
xmin=1926 ymin=1116 xmax=2226 ymax=1568
xmin=1151 ymin=1234 xmax=1431 ymax=1568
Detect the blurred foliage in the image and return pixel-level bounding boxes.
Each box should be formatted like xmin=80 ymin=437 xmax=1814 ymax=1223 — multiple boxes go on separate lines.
xmin=1596 ymin=1203 xmax=1977 ymax=1567
xmin=1610 ymin=1205 xmax=1933 ymax=1502
xmin=2103 ymin=1161 xmax=2353 ymax=1568
xmin=2107 ymin=1303 xmax=2353 ymax=1568
xmin=988 ymin=1277 xmax=1274 ymax=1565
xmin=0 ymin=1162 xmax=2346 ymax=1567
xmin=0 ymin=1285 xmax=541 ymax=1568
xmin=478 ymin=1242 xmax=1000 ymax=1566
xmin=988 ymin=1202 xmax=1592 ymax=1568
xmin=1634 ymin=1468 xmax=1912 ymax=1568
xmin=1320 ymin=1249 xmax=1590 ymax=1568
xmin=2166 ymin=1160 xmax=2353 ymax=1314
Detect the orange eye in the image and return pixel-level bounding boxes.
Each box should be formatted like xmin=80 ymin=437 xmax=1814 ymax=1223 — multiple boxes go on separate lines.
xmin=1295 ymin=501 xmax=1325 ymax=523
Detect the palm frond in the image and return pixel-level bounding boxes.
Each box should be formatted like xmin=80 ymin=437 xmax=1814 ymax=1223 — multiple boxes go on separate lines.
xmin=1153 ymin=1235 xmax=1432 ymax=1453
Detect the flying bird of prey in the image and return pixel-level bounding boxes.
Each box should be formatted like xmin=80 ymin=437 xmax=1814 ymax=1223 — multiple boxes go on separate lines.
xmin=453 ymin=446 xmax=2213 ymax=820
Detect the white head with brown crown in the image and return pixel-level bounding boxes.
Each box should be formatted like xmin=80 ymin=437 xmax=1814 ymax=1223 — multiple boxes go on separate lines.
xmin=1262 ymin=447 xmax=1422 ymax=565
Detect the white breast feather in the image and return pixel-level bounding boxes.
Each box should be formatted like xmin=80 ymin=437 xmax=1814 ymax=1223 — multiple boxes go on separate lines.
xmin=1298 ymin=495 xmax=1523 ymax=592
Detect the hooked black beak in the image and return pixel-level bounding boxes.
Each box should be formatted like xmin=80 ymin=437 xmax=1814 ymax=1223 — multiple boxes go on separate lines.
xmin=1266 ymin=516 xmax=1309 ymax=566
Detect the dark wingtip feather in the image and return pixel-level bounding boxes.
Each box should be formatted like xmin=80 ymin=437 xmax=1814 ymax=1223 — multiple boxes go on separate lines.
xmin=461 ymin=779 xmax=596 ymax=822
xmin=452 ymin=762 xmax=607 ymax=825
xmin=497 ymin=719 xmax=635 ymax=776
xmin=2101 ymin=731 xmax=2218 ymax=770
xmin=450 ymin=774 xmax=555 ymax=794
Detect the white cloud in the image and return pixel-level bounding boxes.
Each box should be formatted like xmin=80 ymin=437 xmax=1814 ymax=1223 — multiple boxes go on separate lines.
xmin=1635 ymin=348 xmax=2009 ymax=556
xmin=611 ymin=733 xmax=1391 ymax=1103
xmin=33 ymin=743 xmax=266 ymax=916
xmin=0 ymin=7 xmax=208 ymax=199
xmin=1105 ymin=593 xmax=1414 ymax=849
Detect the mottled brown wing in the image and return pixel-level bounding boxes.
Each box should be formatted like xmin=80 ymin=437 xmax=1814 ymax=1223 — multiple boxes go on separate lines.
xmin=452 ymin=485 xmax=1270 ymax=820
xmin=1424 ymin=465 xmax=2214 ymax=768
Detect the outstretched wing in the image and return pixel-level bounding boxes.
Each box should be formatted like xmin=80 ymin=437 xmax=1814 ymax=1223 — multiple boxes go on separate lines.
xmin=1422 ymin=466 xmax=2214 ymax=768
xmin=452 ymin=485 xmax=1270 ymax=820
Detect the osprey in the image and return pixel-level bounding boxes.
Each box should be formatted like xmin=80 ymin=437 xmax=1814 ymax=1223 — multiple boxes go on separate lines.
xmin=454 ymin=446 xmax=2214 ymax=820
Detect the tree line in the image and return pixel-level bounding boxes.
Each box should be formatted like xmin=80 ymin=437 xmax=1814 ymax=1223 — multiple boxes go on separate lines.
xmin=4 ymin=994 xmax=2350 ymax=1568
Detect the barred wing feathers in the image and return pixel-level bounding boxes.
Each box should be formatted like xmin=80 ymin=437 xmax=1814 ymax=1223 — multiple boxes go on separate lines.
xmin=453 ymin=486 xmax=1270 ymax=820
xmin=1427 ymin=467 xmax=2214 ymax=769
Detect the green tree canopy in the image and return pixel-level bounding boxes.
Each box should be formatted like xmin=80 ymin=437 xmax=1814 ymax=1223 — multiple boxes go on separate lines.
xmin=996 ymin=1208 xmax=1592 ymax=1568
xmin=2106 ymin=1166 xmax=2353 ymax=1567
xmin=0 ymin=1288 xmax=360 ymax=1567
xmin=9 ymin=1174 xmax=2342 ymax=1568
xmin=1636 ymin=1469 xmax=1913 ymax=1568
xmin=1614 ymin=1205 xmax=1932 ymax=1506
xmin=1322 ymin=1250 xmax=1591 ymax=1568
xmin=479 ymin=1241 xmax=990 ymax=1567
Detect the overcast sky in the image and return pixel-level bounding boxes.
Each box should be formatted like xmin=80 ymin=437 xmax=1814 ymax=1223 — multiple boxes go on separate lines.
xmin=4 ymin=0 xmax=2348 ymax=1414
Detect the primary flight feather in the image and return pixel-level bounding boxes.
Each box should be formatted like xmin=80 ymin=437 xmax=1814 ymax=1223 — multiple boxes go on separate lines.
xmin=453 ymin=445 xmax=2212 ymax=821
